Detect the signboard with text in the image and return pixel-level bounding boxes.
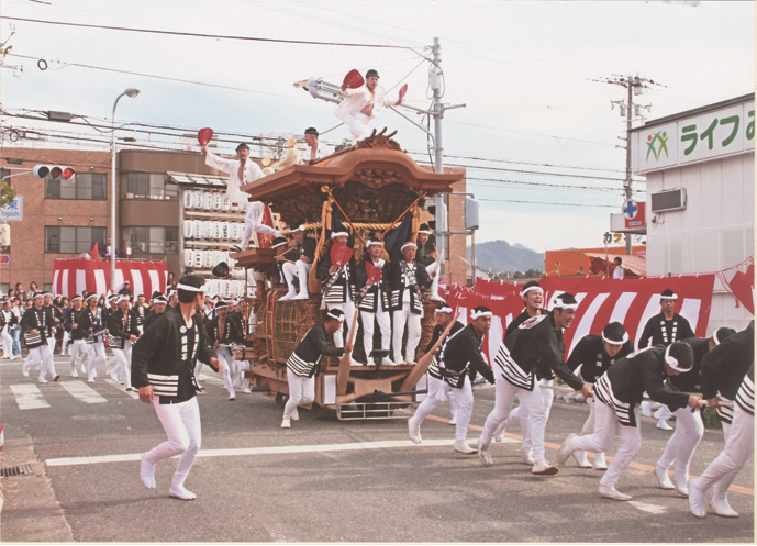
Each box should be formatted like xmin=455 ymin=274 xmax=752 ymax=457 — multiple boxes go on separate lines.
xmin=633 ymin=99 xmax=755 ymax=173
xmin=0 ymin=197 xmax=23 ymax=222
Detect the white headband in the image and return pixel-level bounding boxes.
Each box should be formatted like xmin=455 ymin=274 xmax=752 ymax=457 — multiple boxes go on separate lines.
xmin=71 ymin=295 xmax=82 ymax=301
xmin=665 ymin=344 xmax=690 ymax=372
xmin=176 ymin=283 xmax=204 ymax=292
xmin=602 ymin=332 xmax=629 ymax=345
xmin=521 ymin=286 xmax=543 ymax=297
xmin=470 ymin=309 xmax=492 ymax=320
xmin=435 ymin=306 xmax=453 ymax=314
xmin=660 ymin=292 xmax=678 ymax=300
xmin=326 ymin=310 xmax=345 ymax=322
xmin=401 ymin=242 xmax=416 ymax=251
xmin=418 ymin=229 xmax=432 ymax=235
xmin=553 ymin=302 xmax=578 ymax=311
xmin=86 ymin=294 xmax=99 ymax=302
xmin=331 ymin=231 xmax=348 ymax=238
xmin=367 ymin=240 xmax=383 ymax=247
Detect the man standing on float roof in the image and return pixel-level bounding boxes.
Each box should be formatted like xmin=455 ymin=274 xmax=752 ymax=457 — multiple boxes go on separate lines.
xmin=336 ymin=69 xmax=401 ymax=140
xmin=202 ymin=142 xmax=281 ymax=253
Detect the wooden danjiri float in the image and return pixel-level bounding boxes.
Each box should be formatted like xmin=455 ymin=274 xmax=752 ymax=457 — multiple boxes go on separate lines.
xmin=232 ymin=130 xmax=464 ymax=420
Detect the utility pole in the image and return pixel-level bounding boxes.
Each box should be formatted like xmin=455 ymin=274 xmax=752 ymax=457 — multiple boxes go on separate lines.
xmin=606 ymin=75 xmax=655 ymax=255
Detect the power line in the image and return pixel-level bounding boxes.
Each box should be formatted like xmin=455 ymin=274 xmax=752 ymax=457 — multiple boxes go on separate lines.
xmin=0 ymin=16 xmax=422 ymax=51
xmin=6 ymin=53 xmax=308 ymax=99
xmin=467 ymin=177 xmax=644 ymax=194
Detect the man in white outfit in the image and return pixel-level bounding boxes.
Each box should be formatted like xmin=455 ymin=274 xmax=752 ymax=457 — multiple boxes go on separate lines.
xmin=0 ymin=299 xmax=15 ymax=359
xmin=335 ymin=69 xmax=400 ymax=140
xmin=202 ymin=142 xmax=281 ymax=253
xmin=279 ymin=226 xmax=316 ymax=301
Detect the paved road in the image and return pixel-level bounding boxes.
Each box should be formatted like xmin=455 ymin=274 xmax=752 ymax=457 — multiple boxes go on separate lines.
xmin=0 ymin=355 xmax=753 ymax=543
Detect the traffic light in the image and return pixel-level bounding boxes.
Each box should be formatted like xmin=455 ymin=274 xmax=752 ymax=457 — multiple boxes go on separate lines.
xmin=32 ymin=165 xmax=75 ymax=179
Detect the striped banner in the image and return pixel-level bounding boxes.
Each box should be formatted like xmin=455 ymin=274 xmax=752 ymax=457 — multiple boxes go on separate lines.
xmin=53 ymin=258 xmax=168 ymax=299
xmin=449 ymin=275 xmax=715 ymax=361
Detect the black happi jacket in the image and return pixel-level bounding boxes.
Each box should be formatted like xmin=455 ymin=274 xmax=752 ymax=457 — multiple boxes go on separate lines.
xmin=566 ymin=334 xmax=634 ymax=384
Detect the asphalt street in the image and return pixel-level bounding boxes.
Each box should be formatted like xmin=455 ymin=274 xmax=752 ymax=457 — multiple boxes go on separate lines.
xmin=0 ymin=354 xmax=753 ymax=543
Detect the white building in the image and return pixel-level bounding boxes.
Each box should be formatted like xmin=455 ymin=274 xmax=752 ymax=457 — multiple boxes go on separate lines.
xmin=632 ymin=93 xmax=755 ymax=332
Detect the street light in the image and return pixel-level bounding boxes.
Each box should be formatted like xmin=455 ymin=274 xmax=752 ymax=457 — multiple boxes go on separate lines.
xmin=110 ymin=88 xmax=140 ymax=292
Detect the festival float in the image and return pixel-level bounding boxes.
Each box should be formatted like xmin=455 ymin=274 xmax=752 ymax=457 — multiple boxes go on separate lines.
xmin=231 ymin=129 xmax=464 ymax=419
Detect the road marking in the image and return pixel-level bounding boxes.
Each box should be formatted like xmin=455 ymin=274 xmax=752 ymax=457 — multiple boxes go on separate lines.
xmin=103 ymin=378 xmax=139 ymax=399
xmin=60 ymin=382 xmax=108 ymax=404
xmin=45 ymin=439 xmax=456 ymax=467
xmin=10 ymin=384 xmax=51 ymax=410
xmin=629 ymin=500 xmax=667 ymax=514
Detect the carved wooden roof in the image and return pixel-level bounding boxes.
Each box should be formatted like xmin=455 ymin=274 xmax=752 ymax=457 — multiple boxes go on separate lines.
xmin=240 ymin=130 xmax=464 ymax=226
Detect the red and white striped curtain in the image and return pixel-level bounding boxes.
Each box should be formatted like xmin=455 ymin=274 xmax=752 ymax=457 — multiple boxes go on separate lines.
xmin=52 ymin=258 xmax=168 ymax=299
xmin=449 ymin=275 xmax=715 ymax=361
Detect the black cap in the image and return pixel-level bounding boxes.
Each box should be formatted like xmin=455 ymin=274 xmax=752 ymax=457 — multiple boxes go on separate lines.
xmin=235 ymin=143 xmax=249 ymax=151
xmin=304 ymin=127 xmax=319 ymax=136
xmin=365 ymin=69 xmax=379 ymax=78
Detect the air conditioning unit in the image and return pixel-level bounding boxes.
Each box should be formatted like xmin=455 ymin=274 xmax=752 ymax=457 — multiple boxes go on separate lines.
xmin=650 ymin=188 xmax=687 ymax=214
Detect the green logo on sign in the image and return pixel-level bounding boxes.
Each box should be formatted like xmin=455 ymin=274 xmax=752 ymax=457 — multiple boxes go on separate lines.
xmin=646 ymin=131 xmax=669 ymax=161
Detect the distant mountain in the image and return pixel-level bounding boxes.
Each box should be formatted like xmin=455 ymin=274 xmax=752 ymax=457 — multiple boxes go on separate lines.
xmin=467 ymin=240 xmax=545 ymax=273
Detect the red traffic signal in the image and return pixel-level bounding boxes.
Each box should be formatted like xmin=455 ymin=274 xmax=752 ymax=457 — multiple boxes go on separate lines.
xmin=32 ymin=165 xmax=75 ymax=179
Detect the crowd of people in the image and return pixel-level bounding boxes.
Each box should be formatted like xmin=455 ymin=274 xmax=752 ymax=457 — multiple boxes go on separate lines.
xmin=403 ymin=283 xmax=753 ymax=521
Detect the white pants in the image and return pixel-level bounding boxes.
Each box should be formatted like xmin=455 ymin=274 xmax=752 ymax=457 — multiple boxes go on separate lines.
xmin=111 ymin=341 xmax=133 ymax=389
xmin=70 ymin=339 xmax=88 ymax=372
xmin=326 ymin=301 xmax=355 ymax=348
xmin=411 ymin=375 xmax=459 ymax=425
xmin=143 ymin=396 xmax=201 ymax=490
xmin=348 ymin=112 xmax=371 ymax=140
xmin=240 ymin=201 xmax=280 ymax=249
xmin=570 ymin=400 xmax=642 ymax=489
xmin=452 ymin=375 xmax=474 ymax=442
xmin=217 ymin=347 xmax=235 ymax=397
xmin=480 ymin=377 xmax=553 ymax=465
xmin=60 ymin=330 xmax=70 ymax=356
xmin=504 ymin=400 xmax=533 ymax=453
xmin=284 ymin=369 xmax=314 ymax=418
xmin=391 ymin=304 xmax=422 ymax=364
xmin=235 ymin=358 xmax=250 ymax=390
xmin=574 ymin=396 xmax=605 ymax=462
xmin=23 ymin=345 xmax=55 ymax=381
xmin=360 ymin=309 xmax=391 ymax=361
xmin=282 ymin=261 xmax=312 ymax=296
xmin=47 ymin=335 xmax=56 ymax=358
xmin=692 ymin=405 xmax=753 ymax=495
xmin=85 ymin=341 xmax=106 ymax=381
xmin=656 ymin=406 xmax=704 ymax=484
xmin=1 ymin=330 xmax=12 ymax=358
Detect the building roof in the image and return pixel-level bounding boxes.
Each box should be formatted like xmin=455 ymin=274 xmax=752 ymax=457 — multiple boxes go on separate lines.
xmin=633 ymin=92 xmax=755 ymax=132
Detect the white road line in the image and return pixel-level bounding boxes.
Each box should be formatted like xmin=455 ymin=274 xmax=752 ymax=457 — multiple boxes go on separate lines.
xmin=45 ymin=439 xmax=455 ymax=467
xmin=10 ymin=384 xmax=51 ymax=410
xmin=61 ymin=381 xmax=108 ymax=404
xmin=629 ymin=500 xmax=667 ymax=514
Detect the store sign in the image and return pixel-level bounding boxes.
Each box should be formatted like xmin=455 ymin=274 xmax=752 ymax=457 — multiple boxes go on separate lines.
xmin=0 ymin=196 xmax=23 ymax=221
xmin=623 ymin=200 xmax=645 ymax=228
xmin=633 ymin=100 xmax=755 ymax=173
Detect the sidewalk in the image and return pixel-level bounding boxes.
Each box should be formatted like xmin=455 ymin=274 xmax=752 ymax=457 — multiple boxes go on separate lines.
xmin=0 ymin=423 xmax=75 ymax=543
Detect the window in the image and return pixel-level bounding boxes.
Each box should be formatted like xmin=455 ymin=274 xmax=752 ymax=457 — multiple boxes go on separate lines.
xmin=45 ymin=174 xmax=107 ymax=200
xmin=123 ymin=226 xmax=178 ymax=255
xmin=122 ymin=173 xmax=178 ymax=200
xmin=45 ymin=226 xmax=107 ymax=254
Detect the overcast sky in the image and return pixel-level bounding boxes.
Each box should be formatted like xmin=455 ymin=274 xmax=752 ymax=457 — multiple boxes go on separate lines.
xmin=1 ymin=0 xmax=753 ymax=256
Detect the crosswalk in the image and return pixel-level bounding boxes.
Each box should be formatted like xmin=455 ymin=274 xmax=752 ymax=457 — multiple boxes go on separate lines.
xmin=6 ymin=373 xmax=227 ymax=410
